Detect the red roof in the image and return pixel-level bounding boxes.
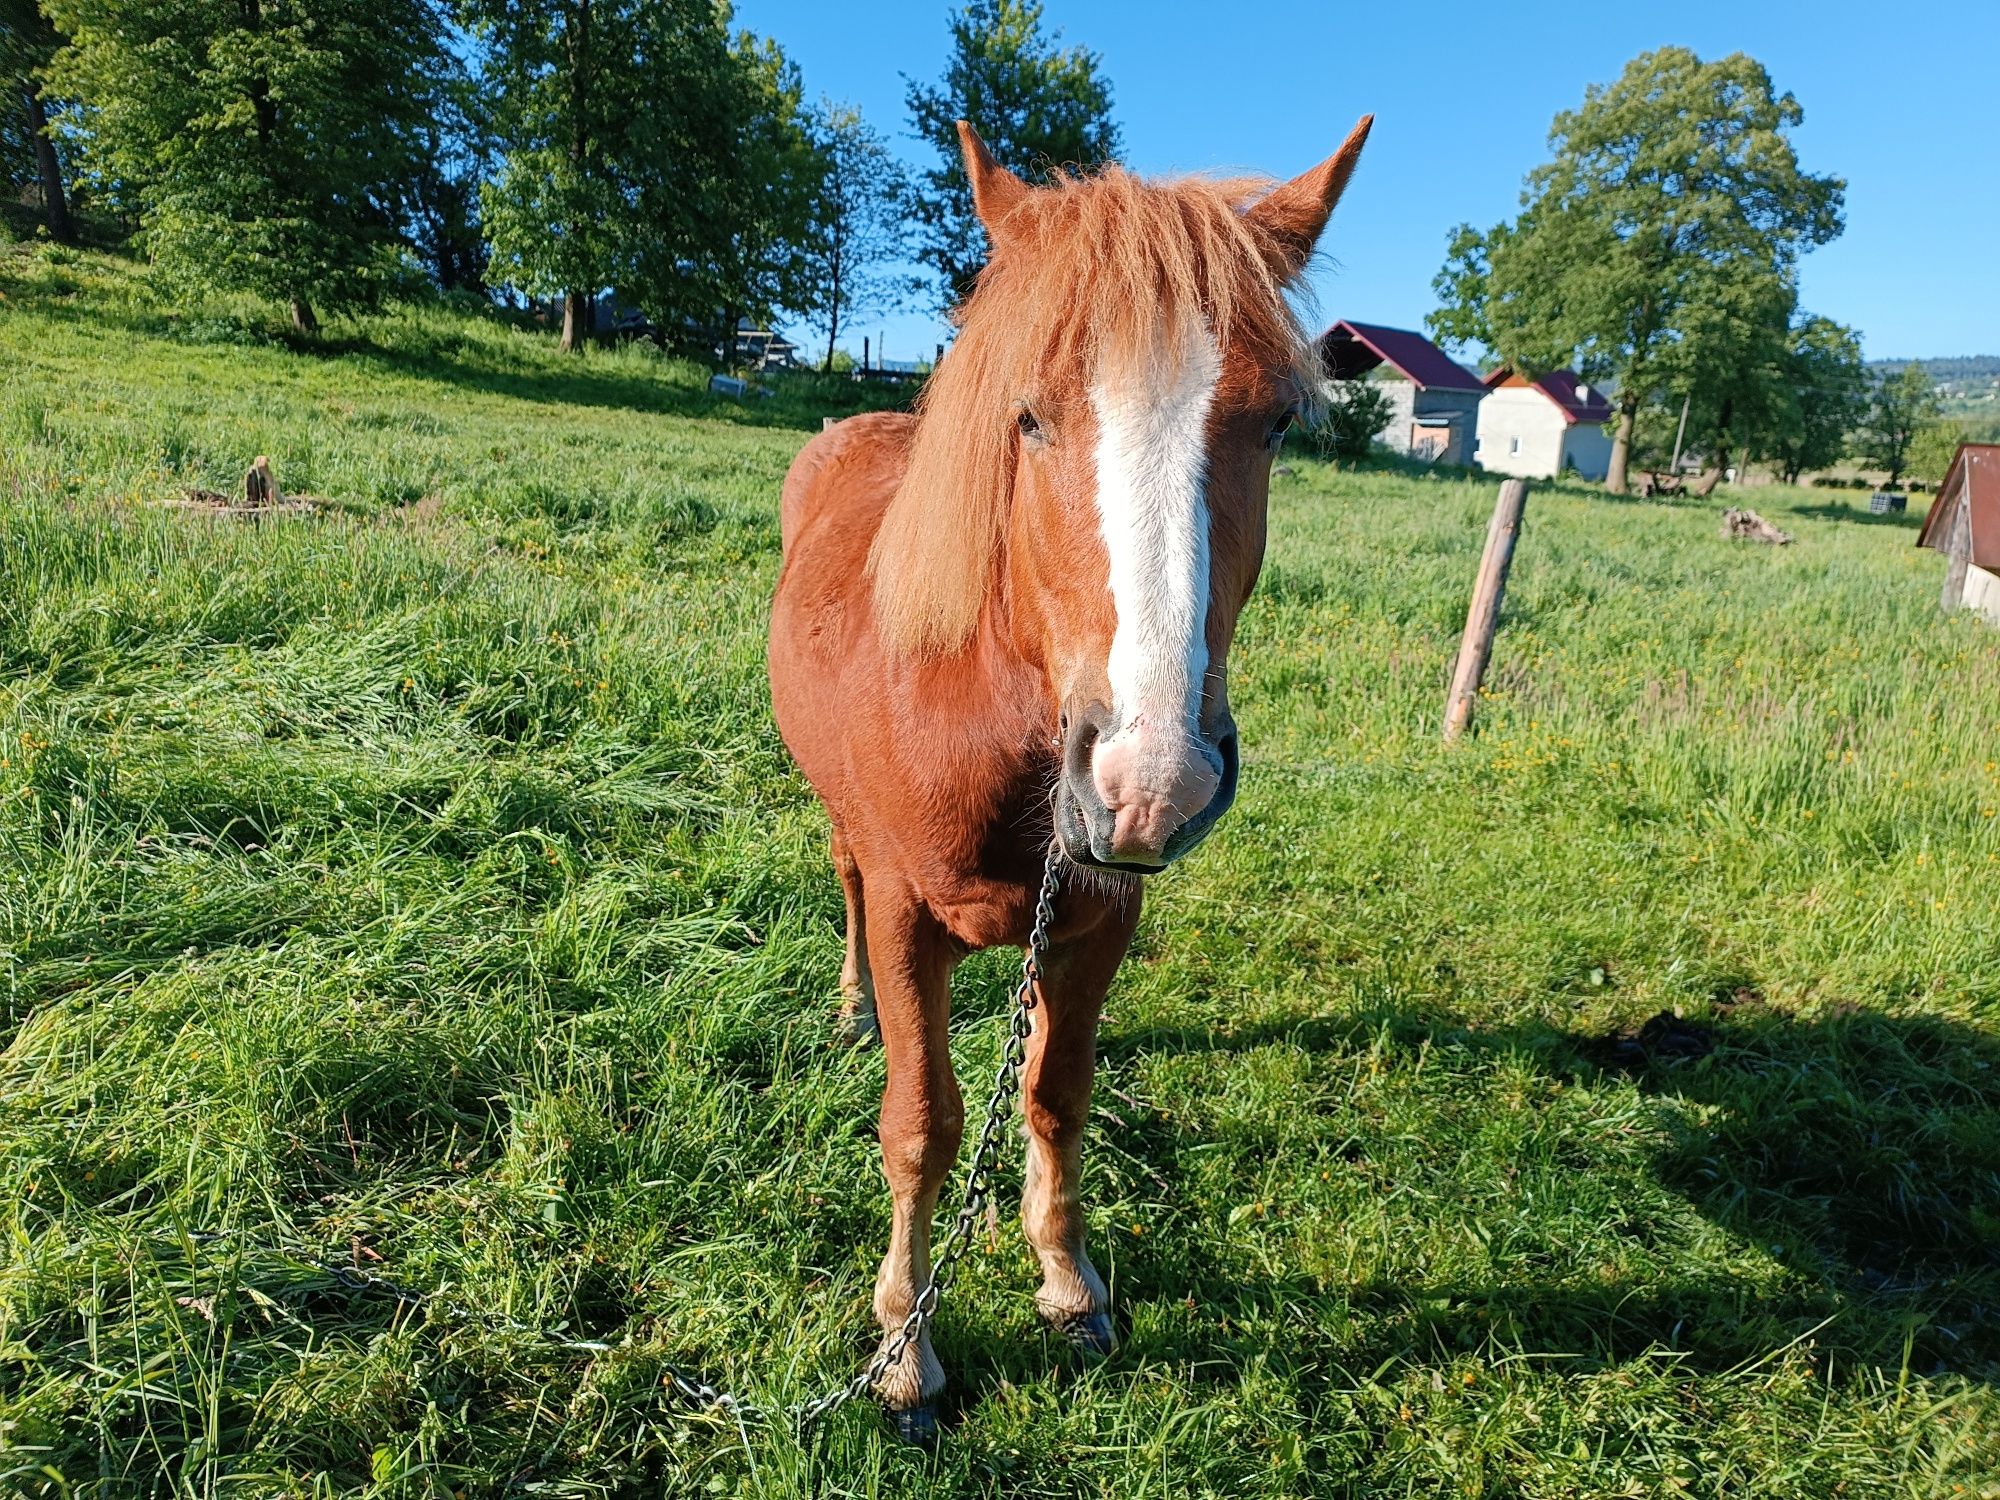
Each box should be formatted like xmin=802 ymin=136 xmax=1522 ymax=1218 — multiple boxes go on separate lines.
xmin=1482 ymin=366 xmax=1615 ymax=427
xmin=1317 ymin=320 xmax=1484 ymax=393
xmin=1917 ymin=444 xmax=2000 ymax=569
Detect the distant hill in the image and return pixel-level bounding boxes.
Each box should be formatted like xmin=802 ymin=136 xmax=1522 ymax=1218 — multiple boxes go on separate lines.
xmin=1867 ymin=354 xmax=2000 ymax=416
xmin=1867 ymin=355 xmax=2000 ymax=381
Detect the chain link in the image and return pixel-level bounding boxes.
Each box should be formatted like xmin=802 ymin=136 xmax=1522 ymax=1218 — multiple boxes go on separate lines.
xmin=171 ymin=842 xmax=1065 ymax=1437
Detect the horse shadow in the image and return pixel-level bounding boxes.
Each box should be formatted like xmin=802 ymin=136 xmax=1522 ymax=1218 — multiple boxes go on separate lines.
xmin=1062 ymin=998 xmax=2000 ymax=1390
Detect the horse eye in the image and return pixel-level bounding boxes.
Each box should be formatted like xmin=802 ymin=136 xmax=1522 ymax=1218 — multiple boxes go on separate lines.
xmin=1269 ymin=410 xmax=1297 ymax=446
xmin=1016 ymin=408 xmax=1043 ymax=439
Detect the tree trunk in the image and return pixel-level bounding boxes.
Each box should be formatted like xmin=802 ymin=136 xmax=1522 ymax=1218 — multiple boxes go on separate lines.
xmin=1606 ymin=398 xmax=1637 ymax=495
xmin=823 ymin=228 xmax=844 ymax=373
xmin=557 ymin=0 xmax=592 ymax=355
xmin=1692 ymin=399 xmax=1732 ymax=498
xmin=21 ymin=85 xmax=76 ymax=245
xmin=290 ymin=297 xmax=319 ymax=334
xmin=559 ymin=289 xmax=594 ymax=353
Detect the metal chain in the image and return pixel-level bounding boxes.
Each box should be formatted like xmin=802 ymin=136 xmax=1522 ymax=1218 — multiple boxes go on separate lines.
xmin=789 ymin=840 xmax=1062 ymax=1428
xmin=172 ymin=843 xmax=1065 ymax=1437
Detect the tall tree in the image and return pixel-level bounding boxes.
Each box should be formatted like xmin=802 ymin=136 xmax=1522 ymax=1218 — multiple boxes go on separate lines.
xmin=1856 ymin=363 xmax=1942 ymax=489
xmin=1757 ymin=314 xmax=1869 ymax=485
xmin=1429 ymin=48 xmax=1844 ymax=493
xmin=406 ymin=60 xmax=493 ymax=296
xmin=471 ymin=1 xmax=817 ymax=355
xmin=670 ymin=32 xmax=819 ymax=359
xmin=1664 ymin=262 xmax=1796 ymax=495
xmin=799 ymin=99 xmax=906 ymax=370
xmin=905 ymin=0 xmax=1118 ymax=307
xmin=2 ymin=0 xmax=76 ymax=242
xmin=47 ymin=0 xmax=449 ymax=330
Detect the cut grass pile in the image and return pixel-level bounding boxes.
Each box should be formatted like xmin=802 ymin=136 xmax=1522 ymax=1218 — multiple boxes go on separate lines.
xmin=2 ymin=245 xmax=1997 ymax=1496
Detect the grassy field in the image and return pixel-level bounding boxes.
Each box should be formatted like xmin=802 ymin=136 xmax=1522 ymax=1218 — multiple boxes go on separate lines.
xmin=2 ymin=243 xmax=1998 ymax=1498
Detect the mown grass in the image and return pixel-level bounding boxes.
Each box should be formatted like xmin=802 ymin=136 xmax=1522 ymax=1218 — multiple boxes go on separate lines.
xmin=2 ymin=245 xmax=1997 ymax=1498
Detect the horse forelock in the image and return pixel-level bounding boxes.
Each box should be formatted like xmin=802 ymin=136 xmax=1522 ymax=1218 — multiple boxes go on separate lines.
xmin=867 ymin=166 xmax=1318 ymax=658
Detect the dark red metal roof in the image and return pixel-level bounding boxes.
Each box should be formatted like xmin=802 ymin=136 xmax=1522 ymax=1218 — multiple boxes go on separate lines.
xmin=1482 ymin=365 xmax=1614 ymax=426
xmin=1917 ymin=443 xmax=2000 ymax=569
xmin=1317 ymin=320 xmax=1485 ymax=392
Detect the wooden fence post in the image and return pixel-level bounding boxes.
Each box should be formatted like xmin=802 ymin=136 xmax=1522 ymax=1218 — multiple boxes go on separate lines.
xmin=1443 ymin=478 xmax=1529 ymax=743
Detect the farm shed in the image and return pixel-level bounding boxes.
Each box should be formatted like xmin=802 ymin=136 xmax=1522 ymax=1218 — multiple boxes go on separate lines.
xmin=1318 ymin=320 xmax=1486 ymax=465
xmin=1475 ymin=367 xmax=1615 ymax=481
xmin=1917 ymin=443 xmax=2000 ymax=623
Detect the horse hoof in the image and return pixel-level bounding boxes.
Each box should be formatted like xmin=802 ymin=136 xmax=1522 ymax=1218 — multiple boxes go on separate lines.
xmin=832 ymin=1007 xmax=879 ymax=1048
xmin=888 ymin=1402 xmax=938 ymax=1446
xmin=1046 ymin=1308 xmax=1117 ymax=1356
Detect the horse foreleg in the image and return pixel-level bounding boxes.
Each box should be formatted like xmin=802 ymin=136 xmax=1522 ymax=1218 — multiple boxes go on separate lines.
xmin=831 ymin=830 xmax=878 ymax=1046
xmin=866 ymin=889 xmax=962 ymax=1436
xmin=1021 ymin=909 xmax=1136 ymax=1354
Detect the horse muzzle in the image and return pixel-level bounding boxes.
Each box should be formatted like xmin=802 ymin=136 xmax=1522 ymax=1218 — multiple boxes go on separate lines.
xmin=1054 ymin=703 xmax=1240 ymax=873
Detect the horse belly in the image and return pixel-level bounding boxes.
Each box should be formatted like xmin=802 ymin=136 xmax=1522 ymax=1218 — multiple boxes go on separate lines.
xmin=769 ymin=419 xmax=909 ymax=820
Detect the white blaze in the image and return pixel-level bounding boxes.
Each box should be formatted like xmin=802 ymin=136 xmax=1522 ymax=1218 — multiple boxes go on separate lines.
xmin=1088 ymin=321 xmax=1221 ymax=735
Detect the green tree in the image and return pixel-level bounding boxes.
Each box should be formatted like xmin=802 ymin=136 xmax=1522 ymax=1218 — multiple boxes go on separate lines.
xmin=905 ymin=0 xmax=1118 ymax=307
xmin=2 ymin=0 xmax=76 ymax=242
xmin=1663 ymin=261 xmax=1797 ymax=495
xmin=1429 ymin=48 xmax=1843 ymax=494
xmin=1756 ymin=314 xmax=1868 ymax=485
xmin=1906 ymin=420 xmax=1964 ymax=488
xmin=48 ymin=0 xmax=450 ymax=330
xmin=406 ymin=64 xmax=493 ymax=296
xmin=1857 ymin=363 xmax=1943 ymax=489
xmin=799 ymin=99 xmax=907 ymax=371
xmin=471 ymin=1 xmax=816 ymax=355
xmin=671 ymin=32 xmax=819 ymax=360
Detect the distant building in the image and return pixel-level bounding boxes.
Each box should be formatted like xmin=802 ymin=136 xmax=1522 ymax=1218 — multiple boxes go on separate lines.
xmin=1317 ymin=320 xmax=1486 ymax=466
xmin=1476 ymin=368 xmax=1616 ymax=481
xmin=733 ymin=322 xmax=800 ymax=370
xmin=1917 ymin=443 xmax=2000 ymax=625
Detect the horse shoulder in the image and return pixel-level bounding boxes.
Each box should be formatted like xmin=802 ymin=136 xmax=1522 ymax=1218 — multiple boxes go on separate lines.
xmin=779 ymin=410 xmax=916 ymax=558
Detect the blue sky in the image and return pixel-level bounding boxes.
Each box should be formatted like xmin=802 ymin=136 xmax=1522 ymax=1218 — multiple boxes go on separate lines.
xmin=737 ymin=0 xmax=1998 ymax=367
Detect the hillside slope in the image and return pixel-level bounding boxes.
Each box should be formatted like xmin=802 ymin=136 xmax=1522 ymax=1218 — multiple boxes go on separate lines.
xmin=3 ymin=248 xmax=1997 ymax=1496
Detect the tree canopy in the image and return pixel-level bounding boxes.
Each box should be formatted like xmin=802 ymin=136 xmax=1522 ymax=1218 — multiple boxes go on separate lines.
xmin=905 ymin=0 xmax=1118 ymax=307
xmin=1857 ymin=363 xmax=1944 ymax=489
xmin=48 ymin=0 xmax=452 ymax=330
xmin=468 ymin=0 xmax=818 ymax=353
xmin=798 ymin=98 xmax=907 ymax=371
xmin=1757 ymin=315 xmax=1870 ymax=485
xmin=1429 ymin=47 xmax=1844 ymax=493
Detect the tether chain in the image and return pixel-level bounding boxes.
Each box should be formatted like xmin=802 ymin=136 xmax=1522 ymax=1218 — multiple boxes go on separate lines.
xmin=174 ymin=843 xmax=1065 ymax=1436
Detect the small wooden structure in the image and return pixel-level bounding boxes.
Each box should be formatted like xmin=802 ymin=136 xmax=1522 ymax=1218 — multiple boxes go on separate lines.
xmin=1916 ymin=443 xmax=2000 ymax=624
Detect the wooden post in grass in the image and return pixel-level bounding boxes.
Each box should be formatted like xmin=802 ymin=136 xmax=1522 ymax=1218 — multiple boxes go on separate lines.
xmin=1443 ymin=478 xmax=1529 ymax=743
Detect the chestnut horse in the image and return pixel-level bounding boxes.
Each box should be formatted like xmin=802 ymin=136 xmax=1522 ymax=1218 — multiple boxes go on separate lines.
xmin=769 ymin=116 xmax=1372 ymax=1433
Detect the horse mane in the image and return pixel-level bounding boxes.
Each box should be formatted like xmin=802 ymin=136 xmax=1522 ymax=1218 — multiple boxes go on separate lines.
xmin=867 ymin=166 xmax=1318 ymax=658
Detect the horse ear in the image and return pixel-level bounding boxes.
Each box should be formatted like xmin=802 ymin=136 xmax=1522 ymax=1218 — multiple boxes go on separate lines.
xmin=956 ymin=120 xmax=1030 ymax=240
xmin=1245 ymin=115 xmax=1374 ymax=275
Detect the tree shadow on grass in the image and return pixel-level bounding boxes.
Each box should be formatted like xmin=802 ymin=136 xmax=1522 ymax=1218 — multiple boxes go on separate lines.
xmin=1086 ymin=999 xmax=2000 ymax=1386
xmin=1778 ymin=501 xmax=1927 ymax=530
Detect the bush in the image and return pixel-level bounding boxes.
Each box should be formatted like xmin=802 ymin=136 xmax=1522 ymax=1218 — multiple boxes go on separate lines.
xmin=1305 ymin=379 xmax=1394 ymax=462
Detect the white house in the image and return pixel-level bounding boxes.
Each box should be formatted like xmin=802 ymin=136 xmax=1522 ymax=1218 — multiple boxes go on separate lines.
xmin=1475 ymin=368 xmax=1615 ymax=481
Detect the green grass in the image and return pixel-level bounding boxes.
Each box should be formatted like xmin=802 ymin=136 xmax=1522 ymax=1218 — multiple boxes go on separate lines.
xmin=2 ymin=245 xmax=1997 ymax=1497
